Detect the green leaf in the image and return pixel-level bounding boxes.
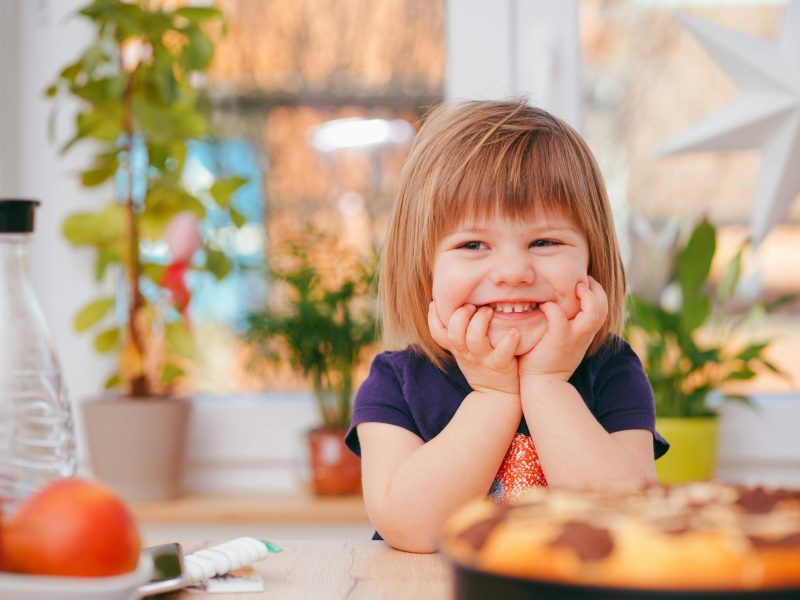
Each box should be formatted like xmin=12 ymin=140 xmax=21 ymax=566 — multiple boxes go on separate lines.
xmin=63 ymin=203 xmax=126 ymax=246
xmin=210 ymin=176 xmax=248 ymax=209
xmin=717 ymin=246 xmax=742 ymax=303
xmin=139 ymin=188 xmax=204 ymax=240
xmin=627 ymin=295 xmax=676 ymax=333
xmin=173 ymin=109 xmax=207 ymax=138
xmin=725 ymin=369 xmax=758 ymax=381
xmin=205 ymin=247 xmax=231 ymax=280
xmin=181 ymin=27 xmax=214 ymax=70
xmin=175 ymin=7 xmax=222 ymax=21
xmin=765 ymin=293 xmax=798 ymax=313
xmin=161 ymin=363 xmax=186 ymax=385
xmin=677 ymin=218 xmax=715 ymax=302
xmin=104 ymin=372 xmax=122 ymax=390
xmin=80 ymin=164 xmax=117 ymax=187
xmin=75 ymin=106 xmax=123 ymax=142
xmin=141 ymin=262 xmax=166 ymax=284
xmin=165 ymin=321 xmax=195 ymax=358
xmin=95 ymin=249 xmax=119 ymax=281
xmin=680 ymin=295 xmax=710 ymax=332
xmin=94 ymin=327 xmax=120 ymax=353
xmin=230 ymin=207 xmax=247 ymax=228
xmin=74 ymin=297 xmax=116 ymax=332
xmin=58 ymin=61 xmax=83 ymax=83
xmin=736 ymin=341 xmax=770 ymax=362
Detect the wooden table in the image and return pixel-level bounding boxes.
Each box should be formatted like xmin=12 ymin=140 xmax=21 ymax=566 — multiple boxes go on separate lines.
xmin=134 ymin=493 xmax=369 ymax=525
xmin=176 ymin=540 xmax=452 ymax=599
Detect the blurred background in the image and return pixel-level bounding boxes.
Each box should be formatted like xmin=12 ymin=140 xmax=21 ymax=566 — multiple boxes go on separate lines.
xmin=0 ymin=0 xmax=798 ymax=543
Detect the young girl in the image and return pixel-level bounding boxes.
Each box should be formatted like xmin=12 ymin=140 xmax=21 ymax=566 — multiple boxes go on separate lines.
xmin=345 ymin=100 xmax=668 ymax=553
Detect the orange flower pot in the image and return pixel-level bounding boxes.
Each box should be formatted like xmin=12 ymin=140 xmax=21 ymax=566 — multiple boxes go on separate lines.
xmin=307 ymin=427 xmax=361 ymax=496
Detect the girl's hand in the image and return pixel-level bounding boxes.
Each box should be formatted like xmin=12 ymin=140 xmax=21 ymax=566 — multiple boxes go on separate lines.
xmin=428 ymin=302 xmax=520 ymax=397
xmin=518 ymin=277 xmax=609 ymax=383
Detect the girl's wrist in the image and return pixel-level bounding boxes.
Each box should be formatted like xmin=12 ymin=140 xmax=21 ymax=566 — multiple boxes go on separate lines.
xmin=468 ymin=388 xmax=521 ymax=407
xmin=520 ymin=374 xmax=572 ymax=396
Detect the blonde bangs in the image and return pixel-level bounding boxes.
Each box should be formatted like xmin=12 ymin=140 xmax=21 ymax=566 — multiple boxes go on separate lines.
xmin=430 ymin=130 xmax=592 ymax=241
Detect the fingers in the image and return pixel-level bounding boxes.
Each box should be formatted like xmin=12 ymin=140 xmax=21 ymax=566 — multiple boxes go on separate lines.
xmin=588 ymin=276 xmax=610 ymax=321
xmin=427 ymin=301 xmax=451 ymax=349
xmin=428 ymin=301 xmax=514 ymax=366
xmin=539 ymin=301 xmax=568 ymax=338
xmin=465 ymin=306 xmax=493 ymax=356
xmin=491 ymin=328 xmax=520 ymax=364
xmin=572 ymin=277 xmax=608 ymax=336
xmin=445 ymin=304 xmax=477 ymax=353
xmin=428 ymin=302 xmax=489 ymax=355
xmin=574 ymin=279 xmax=608 ymax=338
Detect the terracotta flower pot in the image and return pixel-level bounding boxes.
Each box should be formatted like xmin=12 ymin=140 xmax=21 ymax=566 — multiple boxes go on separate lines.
xmin=82 ymin=396 xmax=191 ymax=502
xmin=307 ymin=427 xmax=361 ymax=496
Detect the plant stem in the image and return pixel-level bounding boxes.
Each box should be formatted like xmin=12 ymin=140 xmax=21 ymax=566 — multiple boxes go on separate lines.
xmin=121 ymin=55 xmax=149 ymax=397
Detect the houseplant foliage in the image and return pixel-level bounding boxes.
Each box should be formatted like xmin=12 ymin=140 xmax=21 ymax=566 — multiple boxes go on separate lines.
xmin=627 ymin=217 xmax=794 ymax=483
xmin=46 ymin=0 xmax=247 ymax=397
xmin=244 ymin=230 xmax=379 ymax=431
xmin=626 ymin=218 xmax=792 ymax=418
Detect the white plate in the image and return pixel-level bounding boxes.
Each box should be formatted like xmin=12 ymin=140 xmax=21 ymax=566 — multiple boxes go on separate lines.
xmin=0 ymin=551 xmax=153 ymax=600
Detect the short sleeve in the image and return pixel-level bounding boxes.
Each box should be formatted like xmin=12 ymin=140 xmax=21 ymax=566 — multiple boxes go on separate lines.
xmin=592 ymin=343 xmax=670 ymax=459
xmin=345 ymin=352 xmax=421 ymax=457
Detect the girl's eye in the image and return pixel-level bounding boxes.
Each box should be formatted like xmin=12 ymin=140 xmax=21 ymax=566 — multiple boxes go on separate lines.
xmin=531 ymin=239 xmax=559 ymax=248
xmin=459 ymin=241 xmax=486 ymax=251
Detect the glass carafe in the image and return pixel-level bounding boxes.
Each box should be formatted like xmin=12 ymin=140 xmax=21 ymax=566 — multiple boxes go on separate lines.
xmin=0 ymin=199 xmax=76 ymax=512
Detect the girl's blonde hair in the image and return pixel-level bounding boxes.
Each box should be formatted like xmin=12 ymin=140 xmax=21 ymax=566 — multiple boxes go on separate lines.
xmin=380 ymin=100 xmax=626 ymax=369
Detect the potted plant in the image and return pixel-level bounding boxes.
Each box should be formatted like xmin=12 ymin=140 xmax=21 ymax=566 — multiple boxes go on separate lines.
xmin=626 ymin=218 xmax=793 ymax=484
xmin=46 ymin=0 xmax=247 ymax=500
xmin=244 ymin=230 xmax=379 ymax=495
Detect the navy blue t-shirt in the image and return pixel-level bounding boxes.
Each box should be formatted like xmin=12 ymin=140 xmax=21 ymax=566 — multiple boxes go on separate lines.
xmin=346 ymin=337 xmax=669 ymax=458
xmin=345 ymin=337 xmax=668 ymax=541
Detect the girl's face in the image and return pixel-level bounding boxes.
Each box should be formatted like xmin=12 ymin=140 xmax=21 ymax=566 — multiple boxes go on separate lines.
xmin=431 ymin=208 xmax=590 ymax=355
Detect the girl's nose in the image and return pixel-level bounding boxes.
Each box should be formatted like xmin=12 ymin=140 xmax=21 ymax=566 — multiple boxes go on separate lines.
xmin=489 ymin=252 xmax=535 ymax=285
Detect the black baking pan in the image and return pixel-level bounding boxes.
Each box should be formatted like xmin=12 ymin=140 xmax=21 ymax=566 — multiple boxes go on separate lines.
xmin=451 ymin=562 xmax=800 ymax=600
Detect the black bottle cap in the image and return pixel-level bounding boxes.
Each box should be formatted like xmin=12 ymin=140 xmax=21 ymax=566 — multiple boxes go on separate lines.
xmin=0 ymin=199 xmax=41 ymax=233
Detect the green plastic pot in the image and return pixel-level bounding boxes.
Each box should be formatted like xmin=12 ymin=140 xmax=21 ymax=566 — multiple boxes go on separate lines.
xmin=655 ymin=416 xmax=719 ymax=484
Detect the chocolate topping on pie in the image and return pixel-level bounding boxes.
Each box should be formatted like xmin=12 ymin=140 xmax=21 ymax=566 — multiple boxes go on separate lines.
xmin=749 ymin=532 xmax=800 ymax=549
xmin=455 ymin=505 xmax=514 ymax=551
xmin=549 ymin=520 xmax=614 ymax=562
xmin=736 ymin=487 xmax=779 ymax=514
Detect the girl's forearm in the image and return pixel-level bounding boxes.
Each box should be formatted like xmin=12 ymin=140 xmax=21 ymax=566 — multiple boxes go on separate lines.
xmin=374 ymin=391 xmax=521 ymax=553
xmin=520 ymin=378 xmax=650 ymax=490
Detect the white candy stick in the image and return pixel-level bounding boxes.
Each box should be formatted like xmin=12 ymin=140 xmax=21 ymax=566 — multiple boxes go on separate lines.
xmin=193 ymin=547 xmax=233 ymax=572
xmin=184 ymin=560 xmax=206 ymax=584
xmin=184 ymin=537 xmax=272 ymax=584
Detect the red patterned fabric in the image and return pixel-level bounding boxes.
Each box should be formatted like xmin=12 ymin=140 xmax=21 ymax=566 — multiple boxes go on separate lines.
xmin=489 ymin=433 xmax=548 ymax=503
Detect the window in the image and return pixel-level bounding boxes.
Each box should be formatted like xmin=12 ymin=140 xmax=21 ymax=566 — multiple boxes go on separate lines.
xmin=186 ymin=0 xmax=445 ymax=393
xmin=580 ymin=0 xmax=799 ymax=390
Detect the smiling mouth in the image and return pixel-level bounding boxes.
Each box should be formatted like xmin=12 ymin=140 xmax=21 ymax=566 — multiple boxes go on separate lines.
xmin=486 ymin=302 xmax=540 ymax=314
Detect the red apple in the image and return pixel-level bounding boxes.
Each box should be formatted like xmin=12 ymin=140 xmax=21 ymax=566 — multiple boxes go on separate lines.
xmin=2 ymin=477 xmax=141 ymax=576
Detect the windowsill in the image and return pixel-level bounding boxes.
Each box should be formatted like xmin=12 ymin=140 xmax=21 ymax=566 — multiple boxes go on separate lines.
xmin=131 ymin=490 xmax=369 ymax=524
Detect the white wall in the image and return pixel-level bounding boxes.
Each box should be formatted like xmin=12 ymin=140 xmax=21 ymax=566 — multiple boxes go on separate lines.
xmin=2 ymin=0 xmax=114 ymax=466
xmin=446 ymin=0 xmax=583 ymax=130
xmin=0 ymin=0 xmax=21 ymax=194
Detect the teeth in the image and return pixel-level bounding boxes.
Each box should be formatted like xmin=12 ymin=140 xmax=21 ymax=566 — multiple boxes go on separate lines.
xmin=490 ymin=302 xmax=538 ymax=313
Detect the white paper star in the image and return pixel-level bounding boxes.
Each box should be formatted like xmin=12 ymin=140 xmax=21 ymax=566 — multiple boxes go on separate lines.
xmin=659 ymin=1 xmax=800 ymax=246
